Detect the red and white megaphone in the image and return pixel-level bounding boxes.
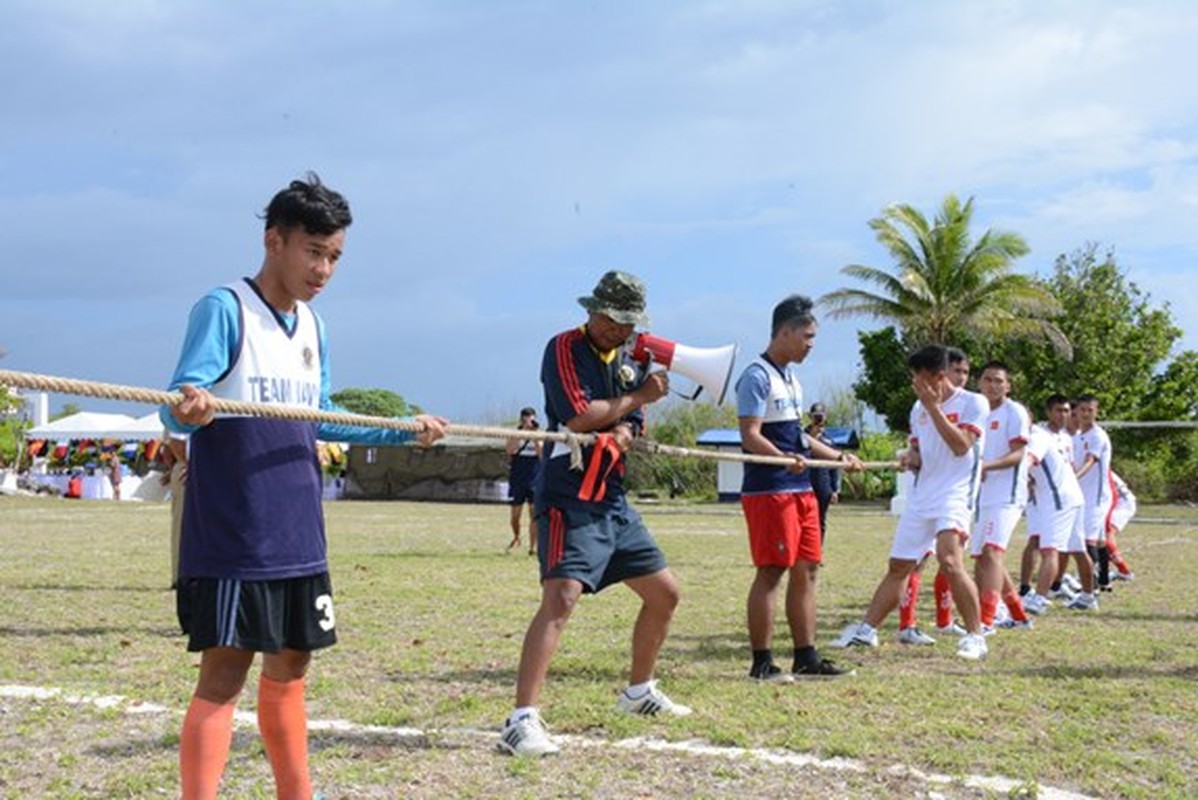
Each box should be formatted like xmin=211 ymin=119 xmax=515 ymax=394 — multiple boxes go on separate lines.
xmin=630 ymin=333 xmax=738 ymax=405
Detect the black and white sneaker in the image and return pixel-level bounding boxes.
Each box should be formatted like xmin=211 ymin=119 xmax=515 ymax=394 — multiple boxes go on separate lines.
xmin=749 ymin=663 xmax=796 ymax=683
xmin=497 ymin=709 xmax=560 ymax=757
xmin=792 ymin=658 xmax=856 ymax=679
xmin=616 ymin=680 xmax=693 ymax=716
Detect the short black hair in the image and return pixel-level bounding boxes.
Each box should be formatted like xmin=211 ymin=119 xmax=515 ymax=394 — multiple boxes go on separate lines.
xmin=946 ymin=347 xmax=969 ymax=366
xmin=1045 ymin=393 xmax=1070 ymax=411
xmin=262 ymin=172 xmax=352 ymax=235
xmin=520 ymin=407 xmax=537 ymax=417
xmin=979 ymin=360 xmax=1011 ymax=377
xmin=771 ymin=294 xmax=816 ymax=338
xmin=908 ymin=343 xmax=949 ymax=373
xmin=1075 ymin=393 xmax=1099 ymax=406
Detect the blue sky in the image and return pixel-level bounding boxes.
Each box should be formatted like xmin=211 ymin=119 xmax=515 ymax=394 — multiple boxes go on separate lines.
xmin=3 ymin=0 xmax=1197 ymax=423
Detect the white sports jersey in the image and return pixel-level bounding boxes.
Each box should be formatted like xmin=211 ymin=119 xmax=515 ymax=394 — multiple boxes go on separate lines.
xmin=977 ymin=398 xmax=1031 ymax=508
xmin=215 ymin=280 xmax=321 ymax=411
xmin=1073 ymin=424 xmax=1113 ymax=507
xmin=907 ymin=388 xmax=989 ymax=517
xmin=1027 ymin=426 xmax=1083 ymax=512
xmin=1035 ymin=423 xmax=1073 ymax=464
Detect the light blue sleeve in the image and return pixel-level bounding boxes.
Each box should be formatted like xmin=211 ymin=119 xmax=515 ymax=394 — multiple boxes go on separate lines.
xmin=159 ymin=289 xmax=240 ymax=434
xmin=313 ymin=313 xmax=416 ymax=446
xmin=735 ymin=364 xmax=769 ymax=418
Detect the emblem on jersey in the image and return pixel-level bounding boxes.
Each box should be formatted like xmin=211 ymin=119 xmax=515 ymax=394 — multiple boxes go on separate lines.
xmin=946 ymin=412 xmax=959 ymax=424
xmin=990 ymin=420 xmax=1000 ymax=430
xmin=302 ymin=346 xmax=314 ymax=370
xmin=617 ymin=364 xmax=636 ymax=387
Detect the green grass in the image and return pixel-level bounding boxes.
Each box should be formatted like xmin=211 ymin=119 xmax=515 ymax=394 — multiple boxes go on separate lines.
xmin=1 ymin=496 xmax=1196 ymax=798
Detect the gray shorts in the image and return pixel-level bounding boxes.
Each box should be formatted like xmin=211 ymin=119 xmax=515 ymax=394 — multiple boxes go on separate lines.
xmin=538 ymin=504 xmax=667 ymax=593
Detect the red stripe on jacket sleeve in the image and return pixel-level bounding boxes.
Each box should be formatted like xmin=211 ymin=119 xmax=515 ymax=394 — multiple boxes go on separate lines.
xmin=555 ymin=331 xmax=590 ymax=416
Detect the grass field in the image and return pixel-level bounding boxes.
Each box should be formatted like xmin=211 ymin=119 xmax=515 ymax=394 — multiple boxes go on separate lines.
xmin=1 ymin=495 xmax=1196 ymax=799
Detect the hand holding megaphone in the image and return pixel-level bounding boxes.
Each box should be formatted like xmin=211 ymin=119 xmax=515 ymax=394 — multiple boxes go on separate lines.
xmin=636 ymin=370 xmax=670 ymax=403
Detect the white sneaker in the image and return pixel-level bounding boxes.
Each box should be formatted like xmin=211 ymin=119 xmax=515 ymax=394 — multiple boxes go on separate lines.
xmin=497 ymin=709 xmax=559 ymax=757
xmin=616 ymin=680 xmax=693 ymax=717
xmin=1111 ymin=571 xmax=1135 ymax=582
xmin=897 ymin=626 xmax=936 ymax=646
xmin=993 ymin=602 xmax=1012 ymax=626
xmin=1067 ymin=592 xmax=1099 ymax=611
xmin=830 ymin=622 xmax=878 ymax=648
xmin=934 ymin=621 xmax=968 ymax=637
xmin=956 ymin=632 xmax=989 ymax=661
xmin=1061 ymin=573 xmax=1082 ymax=592
xmin=980 ymin=624 xmax=997 ymax=637
xmin=1022 ymin=592 xmax=1050 ymax=615
xmin=1049 ymin=584 xmax=1078 ymax=601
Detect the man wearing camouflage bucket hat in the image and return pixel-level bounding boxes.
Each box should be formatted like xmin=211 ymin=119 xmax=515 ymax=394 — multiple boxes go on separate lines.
xmin=498 ymin=270 xmax=692 ymax=758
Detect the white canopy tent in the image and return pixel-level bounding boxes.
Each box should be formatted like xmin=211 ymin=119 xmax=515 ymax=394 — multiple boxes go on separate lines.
xmin=24 ymin=411 xmax=137 ymax=440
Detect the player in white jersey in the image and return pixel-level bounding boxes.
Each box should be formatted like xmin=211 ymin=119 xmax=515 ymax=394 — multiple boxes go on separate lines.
xmin=1073 ymin=395 xmax=1119 ymax=589
xmin=970 ymin=362 xmax=1033 ymax=632
xmin=1106 ymin=471 xmax=1136 ymax=580
xmin=1021 ymin=423 xmax=1095 ymax=613
xmin=897 ymin=348 xmax=971 ymax=645
xmin=1019 ymin=394 xmax=1074 ymax=596
xmin=833 ymin=345 xmax=990 ymax=661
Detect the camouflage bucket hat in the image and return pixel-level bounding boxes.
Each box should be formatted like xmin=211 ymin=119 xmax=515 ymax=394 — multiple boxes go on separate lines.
xmin=577 ymin=270 xmax=649 ymax=326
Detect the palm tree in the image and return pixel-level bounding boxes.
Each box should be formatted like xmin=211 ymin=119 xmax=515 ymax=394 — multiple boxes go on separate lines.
xmin=819 ymin=195 xmax=1071 ymax=357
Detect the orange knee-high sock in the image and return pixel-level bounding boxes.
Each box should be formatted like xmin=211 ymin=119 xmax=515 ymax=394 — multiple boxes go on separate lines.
xmin=180 ymin=695 xmax=237 ymax=800
xmin=1003 ymin=589 xmax=1029 ymax=622
xmin=1106 ymin=533 xmax=1132 ymax=573
xmin=934 ymin=572 xmax=954 ymax=628
xmin=900 ymin=571 xmax=921 ymax=629
xmin=257 ymin=675 xmax=312 ymax=800
xmin=980 ymin=590 xmax=1000 ymax=627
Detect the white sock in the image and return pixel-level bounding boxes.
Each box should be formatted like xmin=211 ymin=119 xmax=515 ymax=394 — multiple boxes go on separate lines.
xmin=624 ymin=680 xmax=653 ymax=699
xmin=510 ymin=706 xmax=536 ymax=724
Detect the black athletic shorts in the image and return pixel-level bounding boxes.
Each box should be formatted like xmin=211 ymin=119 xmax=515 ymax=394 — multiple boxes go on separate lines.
xmin=176 ymin=572 xmax=337 ymax=653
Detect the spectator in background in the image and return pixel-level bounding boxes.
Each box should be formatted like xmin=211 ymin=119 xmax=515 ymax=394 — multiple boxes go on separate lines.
xmin=505 ymin=407 xmax=542 ymax=555
xmin=106 ymin=451 xmax=123 ymax=501
xmin=159 ymin=433 xmax=190 ymax=588
xmin=804 ymin=402 xmax=841 ymax=542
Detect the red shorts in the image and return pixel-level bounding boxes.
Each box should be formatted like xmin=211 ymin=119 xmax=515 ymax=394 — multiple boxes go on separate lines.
xmin=741 ymin=491 xmax=822 ymax=568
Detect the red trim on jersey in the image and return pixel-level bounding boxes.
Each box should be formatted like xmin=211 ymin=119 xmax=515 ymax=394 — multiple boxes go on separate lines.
xmin=960 ymin=423 xmax=983 ymax=436
xmin=547 ymin=508 xmax=565 ymax=571
xmin=1009 ymin=436 xmax=1028 ymax=445
xmin=554 ymin=330 xmax=590 ymax=416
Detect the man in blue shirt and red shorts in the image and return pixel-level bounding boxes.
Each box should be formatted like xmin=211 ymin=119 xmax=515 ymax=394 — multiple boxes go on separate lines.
xmin=498 ymin=271 xmax=691 ymax=757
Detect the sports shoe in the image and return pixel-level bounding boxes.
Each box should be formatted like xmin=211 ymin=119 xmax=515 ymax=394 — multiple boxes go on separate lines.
xmin=1111 ymin=570 xmax=1135 ymax=582
xmin=897 ymin=626 xmax=936 ymax=646
xmin=996 ymin=618 xmax=1034 ymax=631
xmin=956 ymin=632 xmax=989 ymax=661
xmin=616 ymin=680 xmax=693 ymax=717
xmin=497 ymin=709 xmax=560 ymax=757
xmin=993 ymin=602 xmax=1012 ymax=626
xmin=1022 ymin=592 xmax=1050 ymax=615
xmin=792 ymin=658 xmax=856 ymax=678
xmin=1049 ymin=585 xmax=1077 ymax=601
xmin=1067 ymin=592 xmax=1099 ymax=611
xmin=933 ymin=621 xmax=968 ymax=637
xmin=830 ymin=622 xmax=878 ymax=648
xmin=749 ymin=663 xmax=795 ymax=683
xmin=980 ymin=624 xmax=997 ymax=637
xmin=1061 ymin=573 xmax=1082 ymax=592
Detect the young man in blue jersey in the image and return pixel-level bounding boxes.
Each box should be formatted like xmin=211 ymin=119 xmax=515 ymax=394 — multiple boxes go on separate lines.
xmin=498 ymin=271 xmax=690 ymax=757
xmin=736 ymin=295 xmax=863 ymax=682
xmin=163 ymin=174 xmax=447 ymax=799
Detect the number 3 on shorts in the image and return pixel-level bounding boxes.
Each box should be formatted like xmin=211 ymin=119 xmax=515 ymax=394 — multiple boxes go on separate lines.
xmin=315 ymin=594 xmax=336 ymax=631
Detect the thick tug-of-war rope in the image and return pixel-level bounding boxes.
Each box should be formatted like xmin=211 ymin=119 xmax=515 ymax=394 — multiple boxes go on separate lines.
xmin=0 ymin=369 xmax=897 ymax=472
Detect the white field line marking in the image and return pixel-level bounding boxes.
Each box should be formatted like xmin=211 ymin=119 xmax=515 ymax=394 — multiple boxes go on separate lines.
xmin=1 ymin=683 xmax=1094 ymax=800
